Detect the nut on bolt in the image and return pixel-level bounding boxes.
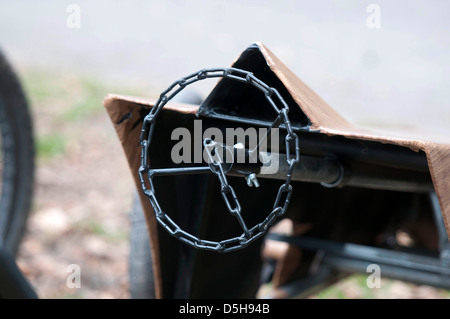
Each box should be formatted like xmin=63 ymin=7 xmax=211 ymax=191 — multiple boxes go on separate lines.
xmin=246 ymin=173 xmax=260 ymax=188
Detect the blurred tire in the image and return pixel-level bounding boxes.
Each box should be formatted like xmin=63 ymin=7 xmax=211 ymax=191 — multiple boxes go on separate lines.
xmin=129 ymin=193 xmax=155 ymax=299
xmin=0 ymin=49 xmax=35 ymax=256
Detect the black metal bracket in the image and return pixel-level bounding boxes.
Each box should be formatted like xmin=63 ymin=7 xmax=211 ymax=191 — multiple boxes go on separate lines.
xmin=263 ymin=191 xmax=450 ymax=296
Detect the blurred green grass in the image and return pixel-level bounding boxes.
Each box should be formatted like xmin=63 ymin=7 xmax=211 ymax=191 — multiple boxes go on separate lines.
xmin=20 ymin=68 xmax=144 ymax=161
xmin=315 ymin=274 xmax=450 ymax=299
xmin=314 ymin=274 xmax=379 ymax=299
xmin=58 ymin=78 xmax=106 ymax=122
xmin=36 ymin=133 xmax=67 ymax=160
xmin=75 ymin=218 xmax=128 ymax=242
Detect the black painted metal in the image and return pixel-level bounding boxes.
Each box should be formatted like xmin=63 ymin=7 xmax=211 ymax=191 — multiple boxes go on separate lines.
xmin=228 ymin=152 xmax=433 ymax=193
xmin=266 ymin=230 xmax=450 ymax=290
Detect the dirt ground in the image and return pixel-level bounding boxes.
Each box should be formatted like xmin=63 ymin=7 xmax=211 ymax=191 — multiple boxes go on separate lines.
xmin=15 ymin=69 xmax=135 ymax=298
xmin=13 ymin=67 xmax=450 ymax=299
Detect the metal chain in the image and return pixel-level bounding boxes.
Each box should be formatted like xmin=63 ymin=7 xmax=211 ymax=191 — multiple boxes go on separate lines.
xmin=139 ymin=67 xmax=300 ymax=253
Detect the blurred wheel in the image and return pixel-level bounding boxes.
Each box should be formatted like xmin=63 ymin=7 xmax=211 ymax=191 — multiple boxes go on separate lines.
xmin=0 ymin=49 xmax=35 ymax=256
xmin=129 ymin=192 xmax=156 ymax=299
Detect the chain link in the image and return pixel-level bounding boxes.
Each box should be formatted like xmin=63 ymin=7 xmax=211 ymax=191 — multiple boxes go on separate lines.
xmin=139 ymin=67 xmax=300 ymax=252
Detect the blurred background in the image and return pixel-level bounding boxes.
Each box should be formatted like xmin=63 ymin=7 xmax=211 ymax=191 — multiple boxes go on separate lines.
xmin=0 ymin=0 xmax=449 ymax=298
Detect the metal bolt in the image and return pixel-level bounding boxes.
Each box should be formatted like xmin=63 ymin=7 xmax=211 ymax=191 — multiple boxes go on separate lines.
xmin=246 ymin=173 xmax=260 ymax=188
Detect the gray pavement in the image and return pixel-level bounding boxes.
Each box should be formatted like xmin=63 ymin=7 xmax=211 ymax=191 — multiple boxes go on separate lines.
xmin=1 ymin=0 xmax=449 ymax=136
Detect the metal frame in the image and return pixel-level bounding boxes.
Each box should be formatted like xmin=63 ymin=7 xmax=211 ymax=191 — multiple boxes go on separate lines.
xmin=261 ymin=191 xmax=450 ymax=297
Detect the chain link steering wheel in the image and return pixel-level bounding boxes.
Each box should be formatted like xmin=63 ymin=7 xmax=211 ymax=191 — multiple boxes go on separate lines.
xmin=139 ymin=67 xmax=300 ymax=252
